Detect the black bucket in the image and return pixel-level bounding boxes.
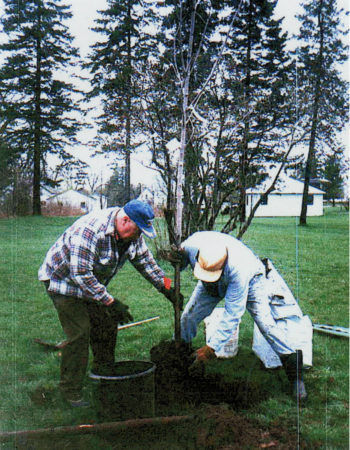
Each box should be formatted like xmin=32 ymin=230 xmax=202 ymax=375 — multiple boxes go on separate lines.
xmin=92 ymin=361 xmax=156 ymax=420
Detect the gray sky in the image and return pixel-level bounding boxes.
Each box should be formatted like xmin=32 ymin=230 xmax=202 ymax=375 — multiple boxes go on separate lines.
xmin=68 ymin=0 xmax=350 ymax=186
xmin=0 ymin=0 xmax=349 ymax=187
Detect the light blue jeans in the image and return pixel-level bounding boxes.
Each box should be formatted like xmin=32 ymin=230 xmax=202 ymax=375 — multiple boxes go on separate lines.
xmin=180 ymin=274 xmax=295 ymax=356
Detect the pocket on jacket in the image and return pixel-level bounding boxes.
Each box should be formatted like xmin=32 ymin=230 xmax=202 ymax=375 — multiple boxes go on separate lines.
xmin=269 ymin=295 xmax=303 ymax=319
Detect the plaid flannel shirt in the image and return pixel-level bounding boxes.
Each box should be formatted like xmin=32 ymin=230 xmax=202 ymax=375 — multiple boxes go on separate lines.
xmin=38 ymin=207 xmax=165 ymax=305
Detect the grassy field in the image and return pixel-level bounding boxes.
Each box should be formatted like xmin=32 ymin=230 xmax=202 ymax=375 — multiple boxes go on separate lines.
xmin=0 ymin=207 xmax=348 ymax=448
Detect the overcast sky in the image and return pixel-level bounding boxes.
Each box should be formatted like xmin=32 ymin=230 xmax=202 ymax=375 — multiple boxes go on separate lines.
xmin=0 ymin=0 xmax=349 ymax=187
xmin=69 ymin=0 xmax=350 ymax=186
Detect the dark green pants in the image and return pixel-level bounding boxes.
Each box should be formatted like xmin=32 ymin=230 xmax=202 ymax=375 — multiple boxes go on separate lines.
xmin=45 ymin=285 xmax=119 ymax=398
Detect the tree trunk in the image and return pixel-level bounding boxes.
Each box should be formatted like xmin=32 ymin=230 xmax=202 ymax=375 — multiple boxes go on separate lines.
xmin=173 ymin=77 xmax=189 ymax=345
xmin=176 ymin=102 xmax=188 ymax=244
xmin=32 ymin=6 xmax=42 ymax=216
xmin=239 ymin=0 xmax=253 ymax=224
xmin=124 ymin=0 xmax=132 ymax=203
xmin=299 ymin=125 xmax=317 ymax=225
xmin=125 ymin=114 xmax=131 ymax=203
xmin=239 ymin=131 xmax=248 ymax=223
xmin=300 ymin=0 xmax=324 ymax=226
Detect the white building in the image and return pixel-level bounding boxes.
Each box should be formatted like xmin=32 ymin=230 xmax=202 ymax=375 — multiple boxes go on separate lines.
xmin=138 ymin=187 xmax=167 ymax=209
xmin=246 ymin=174 xmax=325 ymax=217
xmin=43 ymin=189 xmax=107 ymax=213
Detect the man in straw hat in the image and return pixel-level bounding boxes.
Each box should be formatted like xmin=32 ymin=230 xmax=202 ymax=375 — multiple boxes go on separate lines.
xmin=174 ymin=230 xmax=309 ymax=401
xmin=39 ymin=199 xmax=180 ymax=407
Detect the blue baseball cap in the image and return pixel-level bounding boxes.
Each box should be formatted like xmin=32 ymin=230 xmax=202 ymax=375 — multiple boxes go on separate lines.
xmin=124 ymin=200 xmax=157 ymax=239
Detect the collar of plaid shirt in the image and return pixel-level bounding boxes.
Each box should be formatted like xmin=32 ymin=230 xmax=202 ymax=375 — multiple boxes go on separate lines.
xmin=105 ymin=207 xmax=120 ymax=238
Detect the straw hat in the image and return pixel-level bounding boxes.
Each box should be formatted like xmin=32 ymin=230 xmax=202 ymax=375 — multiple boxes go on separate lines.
xmin=194 ymin=240 xmax=227 ymax=282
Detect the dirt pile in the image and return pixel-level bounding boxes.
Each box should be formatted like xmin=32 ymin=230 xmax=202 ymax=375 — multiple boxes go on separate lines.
xmin=106 ymin=403 xmax=310 ymax=449
xmin=195 ymin=404 xmax=310 ymax=449
xmin=149 ymin=340 xmax=312 ymax=449
xmin=150 ymin=340 xmax=268 ymax=410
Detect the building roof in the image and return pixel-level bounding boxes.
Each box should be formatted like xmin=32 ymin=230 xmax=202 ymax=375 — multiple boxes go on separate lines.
xmin=247 ymin=173 xmax=325 ymax=195
xmin=40 ymin=186 xmax=61 ymax=201
xmin=46 ymin=189 xmax=89 ymax=200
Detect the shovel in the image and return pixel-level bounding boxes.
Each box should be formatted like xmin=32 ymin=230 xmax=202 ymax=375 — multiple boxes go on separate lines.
xmin=34 ymin=316 xmax=160 ymax=351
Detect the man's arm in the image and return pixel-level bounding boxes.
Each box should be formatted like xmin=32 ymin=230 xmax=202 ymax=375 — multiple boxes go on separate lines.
xmin=130 ymin=238 xmax=185 ymax=309
xmin=129 ymin=238 xmax=165 ymax=291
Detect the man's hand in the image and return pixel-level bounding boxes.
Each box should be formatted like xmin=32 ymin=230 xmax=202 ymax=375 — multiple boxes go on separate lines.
xmin=193 ymin=345 xmax=216 ymax=362
xmin=162 ymin=287 xmax=184 ymax=310
xmin=105 ymin=298 xmax=134 ymax=324
xmin=188 ymin=345 xmax=216 ymax=377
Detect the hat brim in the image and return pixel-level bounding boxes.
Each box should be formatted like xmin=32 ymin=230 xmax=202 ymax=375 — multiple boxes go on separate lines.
xmin=194 ymin=262 xmax=223 ymax=282
xmin=138 ymin=225 xmax=157 ymax=239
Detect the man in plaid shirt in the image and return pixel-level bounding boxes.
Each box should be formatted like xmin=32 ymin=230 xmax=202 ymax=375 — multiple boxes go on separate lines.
xmin=39 ymin=199 xmax=178 ymax=407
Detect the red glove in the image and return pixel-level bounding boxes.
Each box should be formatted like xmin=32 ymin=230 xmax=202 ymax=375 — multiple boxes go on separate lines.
xmin=194 ymin=345 xmax=216 ymax=362
xmin=188 ymin=345 xmax=216 ymax=377
xmin=163 ymin=277 xmax=172 ymax=290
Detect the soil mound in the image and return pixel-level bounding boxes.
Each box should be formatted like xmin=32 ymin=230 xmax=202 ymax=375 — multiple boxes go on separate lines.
xmin=195 ymin=404 xmax=310 ymax=449
xmin=150 ymin=340 xmax=267 ymax=410
xmin=149 ymin=341 xmax=312 ymax=449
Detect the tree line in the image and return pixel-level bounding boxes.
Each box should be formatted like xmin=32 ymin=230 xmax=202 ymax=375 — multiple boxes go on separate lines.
xmin=0 ymin=0 xmax=348 ymax=237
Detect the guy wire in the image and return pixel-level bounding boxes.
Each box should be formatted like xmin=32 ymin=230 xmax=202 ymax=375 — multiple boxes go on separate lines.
xmin=295 ymin=55 xmax=301 ymax=449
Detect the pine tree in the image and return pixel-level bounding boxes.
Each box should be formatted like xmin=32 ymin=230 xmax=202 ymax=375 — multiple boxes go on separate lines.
xmin=87 ymin=0 xmax=159 ymax=203
xmin=296 ymin=0 xmax=349 ymax=225
xmin=323 ymin=151 xmax=345 ymax=205
xmin=105 ymin=166 xmax=127 ymax=206
xmin=0 ymin=0 xmax=85 ymax=215
xmin=223 ymin=0 xmax=294 ymax=226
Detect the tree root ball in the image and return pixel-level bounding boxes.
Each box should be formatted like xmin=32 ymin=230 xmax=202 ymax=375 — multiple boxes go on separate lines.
xmin=150 ymin=340 xmax=194 ymax=380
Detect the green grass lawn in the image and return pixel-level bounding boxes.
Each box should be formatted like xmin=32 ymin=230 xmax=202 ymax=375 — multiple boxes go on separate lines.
xmin=0 ymin=208 xmax=348 ymax=448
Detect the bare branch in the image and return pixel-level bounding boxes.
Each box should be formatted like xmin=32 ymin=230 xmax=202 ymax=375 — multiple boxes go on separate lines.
xmin=191 ymin=0 xmax=247 ymax=111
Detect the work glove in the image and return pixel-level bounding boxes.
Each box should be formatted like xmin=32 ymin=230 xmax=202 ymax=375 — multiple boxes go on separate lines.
xmin=193 ymin=345 xmax=216 ymax=362
xmin=166 ymin=245 xmax=187 ymax=268
xmin=188 ymin=345 xmax=216 ymax=377
xmin=162 ymin=287 xmax=184 ymax=310
xmin=160 ymin=245 xmax=187 ymax=268
xmin=105 ymin=298 xmax=134 ymax=325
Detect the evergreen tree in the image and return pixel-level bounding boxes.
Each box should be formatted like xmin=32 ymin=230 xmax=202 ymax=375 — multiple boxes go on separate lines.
xmin=322 ymin=151 xmax=344 ymax=205
xmin=223 ymin=0 xmax=294 ymax=227
xmin=105 ymin=166 xmax=127 ymax=207
xmin=104 ymin=165 xmax=141 ymax=206
xmin=87 ymin=0 xmax=159 ymax=203
xmin=295 ymin=0 xmax=349 ymax=225
xmin=0 ymin=0 xmax=85 ymax=215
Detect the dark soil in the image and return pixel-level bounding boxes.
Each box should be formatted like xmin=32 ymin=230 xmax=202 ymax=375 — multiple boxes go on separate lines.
xmin=150 ymin=340 xmax=268 ymax=411
xmin=148 ymin=340 xmax=313 ymax=450
xmin=192 ymin=403 xmax=313 ymax=449
xmin=23 ymin=340 xmax=315 ymax=449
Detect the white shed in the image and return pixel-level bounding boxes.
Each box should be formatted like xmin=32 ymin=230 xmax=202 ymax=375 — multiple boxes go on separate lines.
xmin=137 ymin=187 xmax=168 ymax=209
xmin=44 ymin=189 xmax=107 ymax=213
xmin=246 ymin=174 xmax=325 ymax=217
